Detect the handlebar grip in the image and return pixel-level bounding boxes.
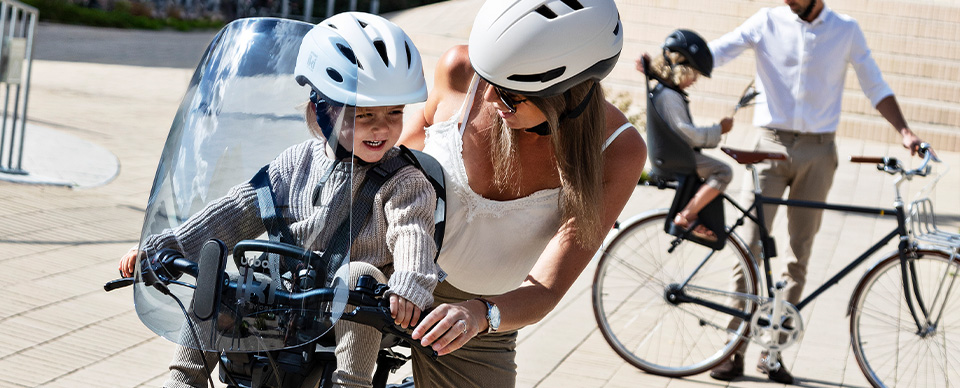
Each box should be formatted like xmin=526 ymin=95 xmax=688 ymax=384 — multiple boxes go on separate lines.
xmin=850 ymin=156 xmax=885 ymax=164
xmin=104 ymin=278 xmax=134 ymax=291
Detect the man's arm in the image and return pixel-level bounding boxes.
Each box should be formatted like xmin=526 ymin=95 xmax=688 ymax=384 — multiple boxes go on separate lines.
xmin=709 ymin=8 xmax=766 ymax=68
xmin=847 ymin=22 xmax=924 ymax=155
xmin=876 ymin=95 xmax=923 ymax=155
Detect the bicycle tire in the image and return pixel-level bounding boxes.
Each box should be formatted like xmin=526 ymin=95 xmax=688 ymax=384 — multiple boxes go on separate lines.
xmin=592 ymin=209 xmax=759 ymax=377
xmin=849 ymin=249 xmax=960 ymax=388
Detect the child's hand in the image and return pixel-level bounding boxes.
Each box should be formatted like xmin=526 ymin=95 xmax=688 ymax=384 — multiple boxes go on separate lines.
xmin=118 ymin=248 xmax=140 ymax=277
xmin=389 ymin=294 xmax=422 ymax=329
xmin=721 ymin=117 xmax=734 ymax=134
xmin=635 ymin=53 xmax=651 ymax=74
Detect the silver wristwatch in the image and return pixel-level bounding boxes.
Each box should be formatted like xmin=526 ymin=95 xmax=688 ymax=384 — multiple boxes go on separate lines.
xmin=477 ymin=297 xmax=500 ymax=333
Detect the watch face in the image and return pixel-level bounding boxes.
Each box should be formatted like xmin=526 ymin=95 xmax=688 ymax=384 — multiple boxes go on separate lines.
xmin=489 ymin=304 xmax=501 ymax=330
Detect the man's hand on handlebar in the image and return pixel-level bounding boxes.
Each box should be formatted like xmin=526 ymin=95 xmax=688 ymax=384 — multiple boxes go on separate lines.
xmin=900 ymin=129 xmax=926 ymax=157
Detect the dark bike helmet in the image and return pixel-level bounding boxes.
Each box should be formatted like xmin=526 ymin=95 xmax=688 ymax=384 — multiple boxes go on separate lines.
xmin=663 ymin=29 xmax=713 ymax=78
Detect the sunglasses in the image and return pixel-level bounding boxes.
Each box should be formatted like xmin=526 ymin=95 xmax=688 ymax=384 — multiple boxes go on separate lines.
xmin=493 ymin=86 xmax=529 ymax=113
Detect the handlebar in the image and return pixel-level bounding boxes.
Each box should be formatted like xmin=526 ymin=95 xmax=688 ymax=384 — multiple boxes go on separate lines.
xmin=849 ymin=142 xmax=939 ymax=179
xmin=104 ymin=242 xmax=439 ymax=359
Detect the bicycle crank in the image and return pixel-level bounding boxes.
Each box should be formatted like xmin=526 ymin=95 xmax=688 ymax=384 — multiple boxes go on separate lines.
xmin=749 ymin=299 xmax=804 ymax=352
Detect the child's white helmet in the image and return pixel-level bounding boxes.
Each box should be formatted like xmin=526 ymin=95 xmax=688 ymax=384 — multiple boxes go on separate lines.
xmin=468 ymin=0 xmax=623 ymax=97
xmin=295 ymin=12 xmax=427 ymax=107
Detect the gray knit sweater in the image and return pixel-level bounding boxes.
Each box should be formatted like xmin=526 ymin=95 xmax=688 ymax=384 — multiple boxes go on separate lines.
xmin=144 ymin=139 xmax=438 ymax=309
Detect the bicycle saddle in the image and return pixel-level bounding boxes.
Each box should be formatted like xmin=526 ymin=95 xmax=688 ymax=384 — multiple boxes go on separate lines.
xmin=721 ymin=147 xmax=787 ymax=165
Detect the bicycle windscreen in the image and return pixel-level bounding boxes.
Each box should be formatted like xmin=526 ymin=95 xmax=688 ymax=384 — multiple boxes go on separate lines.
xmin=132 ymin=18 xmax=358 ymax=352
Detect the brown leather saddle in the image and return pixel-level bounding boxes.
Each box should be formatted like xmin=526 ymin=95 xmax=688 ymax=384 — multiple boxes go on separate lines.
xmin=721 ymin=147 xmax=787 ymax=165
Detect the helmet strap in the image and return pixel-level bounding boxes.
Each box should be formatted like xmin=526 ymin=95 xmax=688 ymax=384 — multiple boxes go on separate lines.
xmin=525 ymin=122 xmax=551 ymax=136
xmin=311 ymin=90 xmax=353 ymax=160
xmin=663 ymin=48 xmax=676 ymax=74
xmin=523 ymin=82 xmax=597 ymax=136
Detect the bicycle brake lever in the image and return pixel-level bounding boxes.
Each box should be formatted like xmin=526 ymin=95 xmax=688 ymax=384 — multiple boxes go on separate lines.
xmin=104 ymin=277 xmax=135 ymax=292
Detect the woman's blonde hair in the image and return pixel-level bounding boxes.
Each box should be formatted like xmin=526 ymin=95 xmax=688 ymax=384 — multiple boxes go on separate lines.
xmin=650 ymin=51 xmax=698 ymax=88
xmin=488 ymin=80 xmax=606 ymax=248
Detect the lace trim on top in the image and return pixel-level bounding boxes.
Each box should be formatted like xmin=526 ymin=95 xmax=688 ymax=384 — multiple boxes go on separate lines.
xmin=425 ymin=76 xmax=560 ymax=222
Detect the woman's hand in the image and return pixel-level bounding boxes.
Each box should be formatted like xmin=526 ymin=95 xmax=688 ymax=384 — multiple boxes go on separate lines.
xmin=389 ymin=294 xmax=422 ymax=329
xmin=411 ymin=299 xmax=487 ymax=356
xmin=118 ymin=248 xmax=140 ymax=277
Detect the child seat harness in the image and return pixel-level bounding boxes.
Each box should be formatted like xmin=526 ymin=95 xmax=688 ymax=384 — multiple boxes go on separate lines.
xmin=248 ymin=146 xmax=446 ymax=275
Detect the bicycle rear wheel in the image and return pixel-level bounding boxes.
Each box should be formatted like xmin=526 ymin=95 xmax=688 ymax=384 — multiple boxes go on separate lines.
xmin=850 ymin=249 xmax=960 ymax=388
xmin=592 ymin=210 xmax=759 ymax=377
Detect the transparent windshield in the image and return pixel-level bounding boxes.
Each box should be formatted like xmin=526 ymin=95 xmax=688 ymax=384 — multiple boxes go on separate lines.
xmin=132 ymin=18 xmax=357 ymax=352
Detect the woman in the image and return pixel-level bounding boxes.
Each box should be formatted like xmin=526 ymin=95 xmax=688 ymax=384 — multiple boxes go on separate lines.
xmin=398 ymin=0 xmax=647 ymax=386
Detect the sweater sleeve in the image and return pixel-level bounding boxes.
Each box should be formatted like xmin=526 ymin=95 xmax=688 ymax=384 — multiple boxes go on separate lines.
xmin=654 ymin=89 xmax=723 ymax=149
xmin=382 ymin=167 xmax=438 ymax=310
xmin=142 ymin=183 xmax=264 ymax=261
xmin=141 ymin=142 xmax=315 ymax=260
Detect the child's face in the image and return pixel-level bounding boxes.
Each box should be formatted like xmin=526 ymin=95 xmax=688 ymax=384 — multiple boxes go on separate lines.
xmin=347 ymin=105 xmax=405 ymax=163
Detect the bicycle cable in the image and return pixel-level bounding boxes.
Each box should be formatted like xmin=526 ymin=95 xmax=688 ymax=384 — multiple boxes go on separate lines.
xmin=166 ymin=288 xmax=218 ymax=388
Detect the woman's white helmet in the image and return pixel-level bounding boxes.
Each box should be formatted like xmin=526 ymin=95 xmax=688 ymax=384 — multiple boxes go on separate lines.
xmin=468 ymin=0 xmax=623 ymax=97
xmin=295 ymin=12 xmax=428 ymax=106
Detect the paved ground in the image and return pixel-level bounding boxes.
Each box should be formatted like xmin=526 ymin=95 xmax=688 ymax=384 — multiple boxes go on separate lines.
xmin=1 ymin=1 xmax=959 ymax=387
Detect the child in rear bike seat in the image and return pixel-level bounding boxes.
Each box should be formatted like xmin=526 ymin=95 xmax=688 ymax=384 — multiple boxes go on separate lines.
xmin=117 ymin=14 xmax=438 ymax=388
xmin=645 ymin=29 xmax=734 ymax=242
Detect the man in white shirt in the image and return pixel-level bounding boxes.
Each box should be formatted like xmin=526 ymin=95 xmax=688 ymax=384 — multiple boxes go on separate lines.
xmin=706 ymin=0 xmax=925 ymax=384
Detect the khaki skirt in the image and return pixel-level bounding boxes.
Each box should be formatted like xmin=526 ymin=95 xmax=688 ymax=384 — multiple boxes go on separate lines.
xmin=410 ymin=281 xmax=518 ymax=388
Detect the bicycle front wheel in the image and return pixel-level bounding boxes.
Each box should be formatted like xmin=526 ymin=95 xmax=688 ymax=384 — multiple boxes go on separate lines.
xmin=592 ymin=210 xmax=759 ymax=377
xmin=850 ymin=249 xmax=960 ymax=388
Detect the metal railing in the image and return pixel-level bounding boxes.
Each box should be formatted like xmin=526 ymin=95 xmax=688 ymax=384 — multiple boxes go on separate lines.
xmin=0 ymin=0 xmax=36 ymax=175
xmin=280 ymin=0 xmax=380 ymax=22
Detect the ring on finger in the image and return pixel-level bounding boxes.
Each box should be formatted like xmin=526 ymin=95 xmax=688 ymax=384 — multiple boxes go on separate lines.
xmin=457 ymin=319 xmax=467 ymax=334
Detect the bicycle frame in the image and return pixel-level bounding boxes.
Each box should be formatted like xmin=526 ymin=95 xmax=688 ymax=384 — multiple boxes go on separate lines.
xmin=670 ymin=158 xmax=937 ymax=336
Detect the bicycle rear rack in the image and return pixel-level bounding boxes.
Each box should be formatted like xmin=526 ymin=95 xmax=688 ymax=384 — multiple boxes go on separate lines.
xmin=908 ymin=198 xmax=960 ymax=252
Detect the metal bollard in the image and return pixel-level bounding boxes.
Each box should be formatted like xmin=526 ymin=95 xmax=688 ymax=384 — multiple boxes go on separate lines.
xmin=0 ymin=0 xmax=36 ymax=176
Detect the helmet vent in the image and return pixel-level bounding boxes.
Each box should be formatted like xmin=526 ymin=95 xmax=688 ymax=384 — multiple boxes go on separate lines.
xmin=326 ymin=68 xmax=344 ymax=83
xmin=507 ymin=66 xmax=566 ymax=83
xmin=327 ymin=23 xmax=337 ymax=29
xmin=560 ymin=0 xmax=583 ymax=10
xmin=336 ymin=43 xmax=357 ymax=65
xmin=358 ymin=20 xmax=368 ymax=28
xmin=535 ymin=5 xmax=558 ymax=19
xmin=405 ymin=42 xmax=412 ymax=68
xmin=373 ymin=40 xmax=389 ymax=66
xmin=613 ymin=21 xmax=620 ymax=35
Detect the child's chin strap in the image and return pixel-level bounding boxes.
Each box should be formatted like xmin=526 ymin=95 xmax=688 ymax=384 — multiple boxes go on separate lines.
xmin=311 ymin=90 xmax=353 ymax=160
xmin=524 ymin=82 xmax=598 ymax=136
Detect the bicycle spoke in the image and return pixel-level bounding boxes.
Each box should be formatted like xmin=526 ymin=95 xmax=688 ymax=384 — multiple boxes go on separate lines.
xmin=593 ymin=212 xmax=757 ymax=377
xmin=852 ymin=251 xmax=960 ymax=388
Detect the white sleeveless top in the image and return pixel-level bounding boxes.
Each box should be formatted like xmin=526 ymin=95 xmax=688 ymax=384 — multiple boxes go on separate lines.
xmin=422 ymin=76 xmax=633 ymax=295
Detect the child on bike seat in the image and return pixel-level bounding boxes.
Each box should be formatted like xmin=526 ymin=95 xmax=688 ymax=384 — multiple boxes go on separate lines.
xmin=643 ymin=29 xmax=734 ymax=241
xmin=117 ymin=13 xmax=438 ymax=388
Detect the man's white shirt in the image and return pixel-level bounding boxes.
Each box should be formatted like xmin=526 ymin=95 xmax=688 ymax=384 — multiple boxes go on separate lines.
xmin=709 ymin=6 xmax=893 ymax=133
